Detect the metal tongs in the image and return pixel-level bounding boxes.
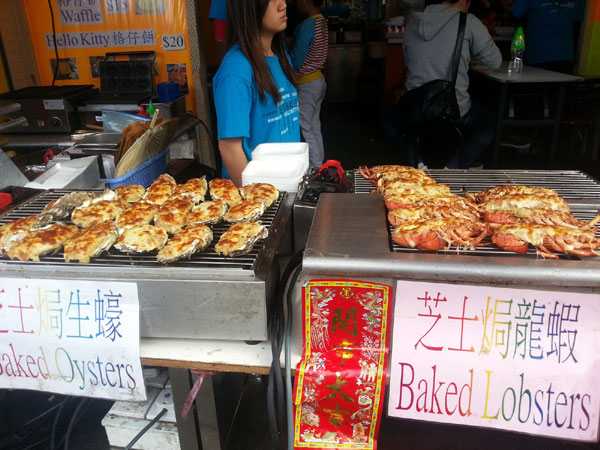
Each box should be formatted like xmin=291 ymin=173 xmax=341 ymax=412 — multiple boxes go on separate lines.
xmin=0 ymin=103 xmax=27 ymax=132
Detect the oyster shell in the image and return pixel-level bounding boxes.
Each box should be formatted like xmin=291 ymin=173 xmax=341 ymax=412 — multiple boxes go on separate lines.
xmin=114 ymin=224 xmax=168 ymax=253
xmin=63 ymin=221 xmax=119 ymax=263
xmin=223 ymin=200 xmax=266 ymax=223
xmin=240 ymin=183 xmax=279 ymax=208
xmin=116 ymin=201 xmax=160 ymax=234
xmin=215 ymin=221 xmax=268 ymax=257
xmin=157 ymin=224 xmax=213 ymax=263
xmin=173 ymin=177 xmax=208 ymax=204
xmin=144 ymin=174 xmax=177 ymax=205
xmin=114 ymin=185 xmax=146 ymax=203
xmin=209 ymin=178 xmax=242 ymax=207
xmin=154 ymin=197 xmax=195 ymax=234
xmin=7 ymin=222 xmax=79 ymax=262
xmin=42 ymin=191 xmax=96 ymax=219
xmin=71 ymin=199 xmax=127 ymax=228
xmin=0 ymin=214 xmax=53 ymax=256
xmin=186 ymin=200 xmax=228 ymax=226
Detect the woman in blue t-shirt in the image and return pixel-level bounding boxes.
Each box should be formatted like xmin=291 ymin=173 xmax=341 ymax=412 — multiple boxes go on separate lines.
xmin=213 ymin=0 xmax=301 ymax=186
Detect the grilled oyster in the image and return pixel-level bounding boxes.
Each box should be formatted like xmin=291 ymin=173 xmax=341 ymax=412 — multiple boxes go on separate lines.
xmin=114 ymin=224 xmax=168 ymax=253
xmin=7 ymin=222 xmax=79 ymax=262
xmin=240 ymin=183 xmax=279 ymax=208
xmin=114 ymin=185 xmax=146 ymax=203
xmin=71 ymin=199 xmax=127 ymax=228
xmin=144 ymin=173 xmax=177 ymax=205
xmin=42 ymin=191 xmax=96 ymax=219
xmin=157 ymin=224 xmax=213 ymax=263
xmin=224 ymin=200 xmax=266 ymax=223
xmin=215 ymin=221 xmax=268 ymax=257
xmin=155 ymin=197 xmax=195 ymax=234
xmin=116 ymin=201 xmax=160 ymax=233
xmin=0 ymin=214 xmax=53 ymax=256
xmin=173 ymin=177 xmax=208 ymax=204
xmin=186 ymin=200 xmax=228 ymax=226
xmin=63 ymin=221 xmax=119 ymax=263
xmin=209 ymin=178 xmax=242 ymax=207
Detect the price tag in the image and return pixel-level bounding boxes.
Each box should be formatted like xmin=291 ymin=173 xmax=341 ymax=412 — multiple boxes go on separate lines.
xmin=161 ymin=34 xmax=186 ymax=51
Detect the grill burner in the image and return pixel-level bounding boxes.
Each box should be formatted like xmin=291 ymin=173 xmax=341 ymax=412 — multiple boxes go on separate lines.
xmin=354 ymin=169 xmax=600 ymax=260
xmin=0 ymin=189 xmax=286 ymax=271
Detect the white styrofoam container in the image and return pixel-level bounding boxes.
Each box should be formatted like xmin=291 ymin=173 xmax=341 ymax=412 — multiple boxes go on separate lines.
xmin=24 ymin=156 xmax=100 ymax=190
xmin=102 ymin=414 xmax=180 ymax=450
xmin=251 ymin=142 xmax=308 ymax=165
xmin=108 ymin=387 xmax=161 ymax=420
xmin=242 ymin=156 xmax=307 ymax=180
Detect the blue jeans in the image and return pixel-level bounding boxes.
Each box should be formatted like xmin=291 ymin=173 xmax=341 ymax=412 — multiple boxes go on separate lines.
xmin=382 ymin=101 xmax=496 ymax=169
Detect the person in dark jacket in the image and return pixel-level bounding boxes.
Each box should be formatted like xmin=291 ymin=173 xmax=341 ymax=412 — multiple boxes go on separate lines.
xmin=384 ymin=0 xmax=501 ymax=169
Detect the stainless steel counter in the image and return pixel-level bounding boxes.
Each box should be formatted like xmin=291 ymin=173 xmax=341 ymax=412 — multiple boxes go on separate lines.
xmin=302 ymin=192 xmax=600 ymax=289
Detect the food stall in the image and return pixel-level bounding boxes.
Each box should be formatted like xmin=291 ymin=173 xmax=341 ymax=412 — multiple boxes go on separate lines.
xmin=292 ymin=167 xmax=600 ymax=446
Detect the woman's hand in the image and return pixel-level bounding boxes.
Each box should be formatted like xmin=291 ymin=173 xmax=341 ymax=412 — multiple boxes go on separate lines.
xmin=218 ymin=138 xmax=248 ymax=187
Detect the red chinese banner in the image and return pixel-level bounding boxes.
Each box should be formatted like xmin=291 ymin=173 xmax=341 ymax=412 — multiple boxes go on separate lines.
xmin=293 ymin=280 xmax=392 ymax=449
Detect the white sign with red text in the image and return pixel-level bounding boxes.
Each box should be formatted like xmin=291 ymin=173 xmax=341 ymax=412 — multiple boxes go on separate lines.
xmin=0 ymin=278 xmax=146 ymax=401
xmin=388 ymin=280 xmax=600 ymax=442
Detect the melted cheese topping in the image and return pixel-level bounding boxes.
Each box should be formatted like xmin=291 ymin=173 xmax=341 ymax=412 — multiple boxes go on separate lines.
xmin=116 ymin=202 xmax=160 ymax=232
xmin=215 ymin=222 xmax=267 ymax=256
xmin=155 ymin=198 xmax=195 ymax=234
xmin=240 ymin=183 xmax=279 ymax=207
xmin=385 ymin=193 xmax=475 ymax=210
xmin=186 ymin=200 xmax=228 ymax=225
xmin=0 ymin=215 xmax=53 ymax=253
xmin=393 ymin=217 xmax=466 ymax=235
xmin=224 ymin=200 xmax=266 ymax=223
xmin=494 ymin=224 xmax=594 ymax=247
xmin=209 ymin=178 xmax=242 ymax=207
xmin=115 ymin=224 xmax=168 ymax=253
xmin=481 ymin=194 xmax=570 ymax=213
xmin=157 ymin=224 xmax=213 ymax=262
xmin=388 ymin=205 xmax=479 ymax=223
xmin=63 ymin=221 xmax=118 ymax=263
xmin=114 ymin=185 xmax=145 ymax=203
xmin=71 ymin=200 xmax=127 ymax=228
xmin=7 ymin=223 xmax=79 ymax=261
xmin=173 ymin=177 xmax=208 ymax=204
xmin=476 ymin=185 xmax=559 ymax=201
xmin=382 ymin=183 xmax=450 ymax=197
xmin=143 ymin=174 xmax=177 ymax=205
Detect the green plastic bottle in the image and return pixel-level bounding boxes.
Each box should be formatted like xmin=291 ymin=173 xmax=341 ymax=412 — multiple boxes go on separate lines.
xmin=146 ymin=99 xmax=156 ymax=116
xmin=508 ymin=27 xmax=525 ymax=75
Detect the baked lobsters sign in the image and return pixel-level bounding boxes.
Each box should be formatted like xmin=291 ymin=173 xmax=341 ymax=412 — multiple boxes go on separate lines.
xmin=388 ymin=280 xmax=600 ymax=442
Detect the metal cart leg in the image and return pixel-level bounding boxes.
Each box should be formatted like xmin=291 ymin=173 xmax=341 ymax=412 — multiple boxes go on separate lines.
xmin=169 ymin=368 xmax=222 ymax=450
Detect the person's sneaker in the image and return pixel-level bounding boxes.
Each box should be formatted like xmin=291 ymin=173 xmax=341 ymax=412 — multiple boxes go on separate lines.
xmin=417 ymin=162 xmax=428 ymax=170
xmin=469 ymin=163 xmax=484 ymax=170
xmin=499 ymin=130 xmax=531 ymax=149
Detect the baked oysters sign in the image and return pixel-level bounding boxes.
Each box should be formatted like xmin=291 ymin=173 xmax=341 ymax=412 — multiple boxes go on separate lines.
xmin=0 ymin=278 xmax=146 ymax=401
xmin=388 ymin=280 xmax=600 ymax=442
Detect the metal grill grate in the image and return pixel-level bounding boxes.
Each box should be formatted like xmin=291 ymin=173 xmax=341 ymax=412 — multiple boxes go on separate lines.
xmin=354 ymin=169 xmax=600 ymax=260
xmin=0 ymin=189 xmax=286 ymax=271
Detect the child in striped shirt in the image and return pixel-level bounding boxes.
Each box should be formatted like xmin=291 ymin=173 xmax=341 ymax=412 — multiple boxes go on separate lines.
xmin=290 ymin=0 xmax=329 ymax=168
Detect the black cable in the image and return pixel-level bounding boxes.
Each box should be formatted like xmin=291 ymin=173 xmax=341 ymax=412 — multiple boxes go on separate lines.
xmin=124 ymin=408 xmax=168 ymax=450
xmin=63 ymin=397 xmax=88 ymax=450
xmin=0 ymin=397 xmax=66 ymax=439
xmin=49 ymin=397 xmax=68 ymax=450
xmin=47 ymin=0 xmax=60 ymax=86
xmin=267 ymin=252 xmax=303 ymax=450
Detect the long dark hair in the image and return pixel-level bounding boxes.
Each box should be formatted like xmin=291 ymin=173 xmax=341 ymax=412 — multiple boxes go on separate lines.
xmin=226 ymin=0 xmax=298 ymax=103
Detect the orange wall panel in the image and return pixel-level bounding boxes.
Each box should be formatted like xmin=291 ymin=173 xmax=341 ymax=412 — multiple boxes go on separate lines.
xmin=23 ymin=0 xmax=196 ymax=113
